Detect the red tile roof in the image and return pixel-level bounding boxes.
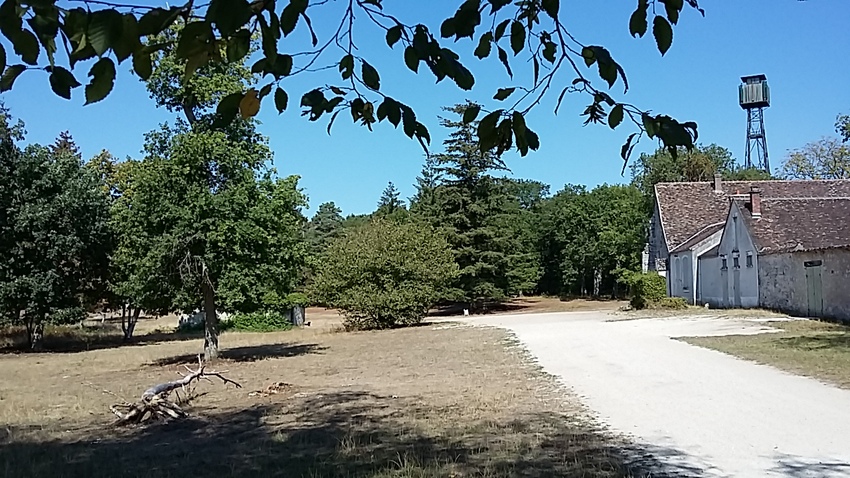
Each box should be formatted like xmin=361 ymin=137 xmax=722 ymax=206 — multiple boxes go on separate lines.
xmin=736 ymin=197 xmax=850 ymax=254
xmin=655 ymin=179 xmax=850 ymax=251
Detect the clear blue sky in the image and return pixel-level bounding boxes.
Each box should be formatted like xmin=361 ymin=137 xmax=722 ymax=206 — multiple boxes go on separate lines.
xmin=2 ymin=1 xmax=848 ymax=217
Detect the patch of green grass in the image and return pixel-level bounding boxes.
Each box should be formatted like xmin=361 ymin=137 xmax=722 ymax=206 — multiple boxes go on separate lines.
xmin=683 ymin=319 xmax=850 ymax=389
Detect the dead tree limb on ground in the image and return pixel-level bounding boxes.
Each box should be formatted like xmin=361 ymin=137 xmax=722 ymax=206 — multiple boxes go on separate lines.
xmin=110 ymin=355 xmax=241 ymax=425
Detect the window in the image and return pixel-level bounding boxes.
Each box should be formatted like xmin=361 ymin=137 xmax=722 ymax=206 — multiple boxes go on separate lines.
xmin=733 ymin=251 xmax=740 ymax=269
xmin=746 ymin=251 xmax=754 ymax=268
xmin=721 ymin=255 xmax=728 ymax=270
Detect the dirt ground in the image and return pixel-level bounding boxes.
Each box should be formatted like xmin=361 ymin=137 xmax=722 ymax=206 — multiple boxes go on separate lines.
xmin=0 ymin=301 xmax=672 ymax=478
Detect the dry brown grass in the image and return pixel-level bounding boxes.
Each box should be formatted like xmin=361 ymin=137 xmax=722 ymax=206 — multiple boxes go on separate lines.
xmin=1 ymin=317 xmax=694 ymax=477
xmin=682 ymin=319 xmax=850 ymax=389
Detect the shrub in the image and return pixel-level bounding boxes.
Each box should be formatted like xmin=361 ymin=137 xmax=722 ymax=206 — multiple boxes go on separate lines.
xmin=649 ymin=297 xmax=689 ymax=309
xmin=311 ymin=219 xmax=458 ymax=330
xmin=620 ymin=271 xmax=667 ymax=310
xmin=228 ymin=311 xmax=293 ymax=332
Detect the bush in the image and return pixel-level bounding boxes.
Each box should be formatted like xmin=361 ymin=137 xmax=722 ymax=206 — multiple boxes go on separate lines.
xmin=228 ymin=311 xmax=293 ymax=332
xmin=311 ymin=219 xmax=458 ymax=330
xmin=620 ymin=271 xmax=667 ymax=310
xmin=649 ymin=297 xmax=689 ymax=310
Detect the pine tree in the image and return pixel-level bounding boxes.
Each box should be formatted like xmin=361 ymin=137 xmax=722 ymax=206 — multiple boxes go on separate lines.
xmin=376 ymin=181 xmax=404 ymax=216
xmin=416 ymin=103 xmax=518 ymax=309
xmin=50 ymin=131 xmax=81 ymax=159
xmin=307 ymin=202 xmax=344 ymax=254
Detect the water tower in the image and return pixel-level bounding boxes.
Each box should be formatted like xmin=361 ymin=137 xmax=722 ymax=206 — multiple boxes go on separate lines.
xmin=739 ymin=74 xmax=771 ymax=172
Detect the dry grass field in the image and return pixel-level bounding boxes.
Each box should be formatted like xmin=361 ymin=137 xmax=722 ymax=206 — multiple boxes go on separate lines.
xmin=0 ymin=299 xmax=681 ymax=478
xmin=683 ymin=319 xmax=850 ymax=389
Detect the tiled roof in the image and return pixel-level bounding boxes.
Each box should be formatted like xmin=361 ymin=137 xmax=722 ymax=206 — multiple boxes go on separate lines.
xmin=736 ymin=197 xmax=850 ymax=254
xmin=655 ymin=179 xmax=850 ymax=251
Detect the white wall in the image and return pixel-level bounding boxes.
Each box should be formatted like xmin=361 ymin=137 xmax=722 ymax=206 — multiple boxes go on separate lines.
xmin=708 ymin=202 xmax=759 ymax=308
xmin=698 ymin=255 xmax=724 ymax=306
xmin=669 ymin=251 xmax=695 ymax=304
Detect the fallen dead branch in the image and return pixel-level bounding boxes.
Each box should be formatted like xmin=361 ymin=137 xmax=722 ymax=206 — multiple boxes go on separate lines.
xmin=110 ymin=355 xmax=241 ymax=425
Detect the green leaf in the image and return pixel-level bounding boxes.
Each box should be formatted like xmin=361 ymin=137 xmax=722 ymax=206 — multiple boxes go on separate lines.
xmin=608 ymin=104 xmax=624 ymax=129
xmin=271 ymin=54 xmax=293 ymax=77
xmin=138 ymin=7 xmax=181 ymax=36
xmin=361 ymin=60 xmax=380 ymax=90
xmin=629 ymin=2 xmax=648 ymax=37
xmin=11 ymin=29 xmax=39 ymax=65
xmin=227 ymin=29 xmax=251 ymax=63
xmin=509 ymin=21 xmax=525 ymax=56
xmin=542 ymin=41 xmax=556 ymax=63
xmin=176 ymin=21 xmax=213 ymax=60
xmin=493 ymin=87 xmax=515 ymax=101
xmin=497 ymin=46 xmax=512 ymax=78
xmin=401 ymin=105 xmax=416 ymax=138
xmin=214 ymin=91 xmax=244 ymax=127
xmin=112 ymin=14 xmax=140 ymax=64
xmin=386 ymin=24 xmax=402 ymax=48
xmin=533 ymin=56 xmax=539 ymax=84
xmin=48 ymin=66 xmax=80 ymax=99
xmin=478 ymin=109 xmax=502 ymax=151
xmin=281 ymin=0 xmax=307 ymax=37
xmin=132 ymin=50 xmax=152 ymax=79
xmin=462 ymin=104 xmax=480 ymax=124
xmin=620 ymin=132 xmax=638 ymax=165
xmin=0 ymin=64 xmax=25 ymax=92
xmin=339 ymin=53 xmax=354 ymax=80
xmin=526 ymin=127 xmax=540 ymax=151
xmin=0 ymin=43 xmax=5 ymax=74
xmin=84 ymin=57 xmax=115 ymax=105
xmin=642 ymin=113 xmax=657 ymax=138
xmin=512 ymin=111 xmax=529 ymax=155
xmin=652 ymin=16 xmax=673 ymax=56
xmin=404 ymin=46 xmax=419 ymax=72
xmin=207 ymin=0 xmax=253 ymax=37
xmin=541 ymin=0 xmax=559 ymax=20
xmin=87 ymin=9 xmax=122 ymax=57
xmin=494 ymin=19 xmax=509 ymax=41
xmin=274 ymin=87 xmax=288 ymax=113
xmin=440 ymin=17 xmax=455 ymax=39
xmin=474 ymin=31 xmax=492 ymax=59
xmin=663 ymin=0 xmax=683 ymax=25
xmin=259 ymin=83 xmax=273 ymax=98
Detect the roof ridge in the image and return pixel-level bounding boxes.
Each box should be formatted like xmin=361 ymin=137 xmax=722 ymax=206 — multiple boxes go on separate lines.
xmin=655 ymin=178 xmax=850 ymax=186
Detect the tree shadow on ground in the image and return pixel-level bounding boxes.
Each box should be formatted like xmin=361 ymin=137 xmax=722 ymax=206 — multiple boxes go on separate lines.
xmin=770 ymin=453 xmax=850 ymax=477
xmin=776 ymin=333 xmax=850 ymax=351
xmin=0 ymin=327 xmax=209 ymax=354
xmin=150 ymin=342 xmax=325 ymax=366
xmin=1 ymin=390 xmax=718 ymax=478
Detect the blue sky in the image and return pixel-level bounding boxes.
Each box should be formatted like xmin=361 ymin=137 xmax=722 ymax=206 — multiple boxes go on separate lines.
xmin=2 ymin=1 xmax=849 ymax=216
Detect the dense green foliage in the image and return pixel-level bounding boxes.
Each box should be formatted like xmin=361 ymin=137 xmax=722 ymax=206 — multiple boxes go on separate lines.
xmin=108 ymin=24 xmax=308 ymax=359
xmin=620 ymin=271 xmax=668 ymax=310
xmin=312 ymin=219 xmax=457 ymax=330
xmin=1 ymin=0 xmax=704 ymax=159
xmin=0 ymin=108 xmax=111 ymax=348
xmin=629 ymin=144 xmax=773 ymax=203
xmin=227 ymin=311 xmax=294 ymax=333
xmin=537 ymin=184 xmax=645 ymax=297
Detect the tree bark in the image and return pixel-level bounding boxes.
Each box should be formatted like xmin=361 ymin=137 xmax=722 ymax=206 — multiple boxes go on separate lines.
xmin=122 ymin=306 xmax=141 ymax=342
xmin=202 ymin=279 xmax=219 ymax=362
xmin=29 ymin=320 xmax=44 ymax=350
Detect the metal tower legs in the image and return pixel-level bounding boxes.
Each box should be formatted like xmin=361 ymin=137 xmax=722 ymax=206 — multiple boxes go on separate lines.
xmin=745 ymin=107 xmax=769 ymax=172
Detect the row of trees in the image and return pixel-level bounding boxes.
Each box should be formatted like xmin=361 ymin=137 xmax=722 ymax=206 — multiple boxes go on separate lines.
xmin=0 ymin=25 xmax=310 ymax=358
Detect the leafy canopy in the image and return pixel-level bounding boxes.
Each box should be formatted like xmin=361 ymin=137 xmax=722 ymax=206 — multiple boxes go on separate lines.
xmin=311 ymin=219 xmax=458 ymax=330
xmin=1 ymin=0 xmax=704 ymax=161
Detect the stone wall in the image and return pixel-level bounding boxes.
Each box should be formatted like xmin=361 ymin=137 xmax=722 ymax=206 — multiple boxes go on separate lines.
xmin=759 ymin=248 xmax=850 ymax=321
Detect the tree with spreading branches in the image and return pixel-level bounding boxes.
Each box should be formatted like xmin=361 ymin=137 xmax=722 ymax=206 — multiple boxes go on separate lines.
xmin=0 ymin=0 xmax=704 ymax=163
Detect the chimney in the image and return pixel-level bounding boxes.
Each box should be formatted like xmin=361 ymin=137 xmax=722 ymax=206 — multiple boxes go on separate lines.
xmin=749 ymin=186 xmax=762 ymax=217
xmin=713 ymin=172 xmax=723 ymax=193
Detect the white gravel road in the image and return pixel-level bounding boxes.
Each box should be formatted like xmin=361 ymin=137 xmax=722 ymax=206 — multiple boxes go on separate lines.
xmin=466 ymin=312 xmax=850 ymax=478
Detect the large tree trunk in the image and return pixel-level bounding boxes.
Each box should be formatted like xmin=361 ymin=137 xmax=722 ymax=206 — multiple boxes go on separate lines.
xmin=202 ymin=280 xmax=219 ymax=362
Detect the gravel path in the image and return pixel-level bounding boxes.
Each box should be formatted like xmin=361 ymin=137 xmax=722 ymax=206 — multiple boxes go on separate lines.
xmin=467 ymin=312 xmax=850 ymax=477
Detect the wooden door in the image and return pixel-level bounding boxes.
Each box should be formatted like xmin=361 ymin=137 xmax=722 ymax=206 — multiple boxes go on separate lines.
xmin=805 ymin=260 xmax=823 ymax=317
